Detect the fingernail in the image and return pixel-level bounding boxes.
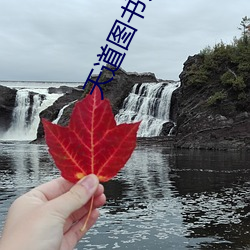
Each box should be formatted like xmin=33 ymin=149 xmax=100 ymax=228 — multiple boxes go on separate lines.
xmin=78 ymin=174 xmax=98 ymax=191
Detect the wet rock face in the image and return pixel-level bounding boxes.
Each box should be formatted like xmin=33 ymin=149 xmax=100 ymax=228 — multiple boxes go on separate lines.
xmin=0 ymin=85 xmax=17 ymax=132
xmin=175 ymin=55 xmax=250 ymax=151
xmin=160 ymin=122 xmax=175 ymax=136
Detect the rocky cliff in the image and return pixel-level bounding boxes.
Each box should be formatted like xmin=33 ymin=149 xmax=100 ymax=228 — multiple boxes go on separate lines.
xmin=174 ymin=54 xmax=250 ymax=151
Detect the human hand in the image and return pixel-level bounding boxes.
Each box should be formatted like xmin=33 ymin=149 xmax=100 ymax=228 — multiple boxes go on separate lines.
xmin=0 ymin=174 xmax=106 ymax=250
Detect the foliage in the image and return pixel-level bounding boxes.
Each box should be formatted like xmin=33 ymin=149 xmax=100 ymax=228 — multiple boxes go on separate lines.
xmin=221 ymin=71 xmax=246 ymax=91
xmin=206 ymin=91 xmax=228 ymax=106
xmin=238 ymin=16 xmax=250 ymax=44
xmin=233 ymin=76 xmax=246 ymax=91
xmin=220 ymin=71 xmax=235 ymax=86
xmin=200 ymin=45 xmax=213 ymax=55
xmin=43 ymin=88 xmax=140 ymax=183
xmin=184 ymin=17 xmax=250 ymax=110
xmin=186 ymin=64 xmax=209 ymax=86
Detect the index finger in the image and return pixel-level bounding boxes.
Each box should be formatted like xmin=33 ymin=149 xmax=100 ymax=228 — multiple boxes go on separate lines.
xmin=34 ymin=177 xmax=74 ymax=201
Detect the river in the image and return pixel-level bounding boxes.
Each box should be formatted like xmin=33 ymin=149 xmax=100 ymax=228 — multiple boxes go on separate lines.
xmin=0 ymin=142 xmax=250 ymax=249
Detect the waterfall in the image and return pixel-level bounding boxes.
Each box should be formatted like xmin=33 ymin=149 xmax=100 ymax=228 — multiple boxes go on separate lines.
xmin=115 ymin=81 xmax=180 ymax=137
xmin=1 ymin=89 xmax=62 ymax=141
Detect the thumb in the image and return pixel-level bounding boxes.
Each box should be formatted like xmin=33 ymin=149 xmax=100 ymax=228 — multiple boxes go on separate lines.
xmin=47 ymin=174 xmax=99 ymax=219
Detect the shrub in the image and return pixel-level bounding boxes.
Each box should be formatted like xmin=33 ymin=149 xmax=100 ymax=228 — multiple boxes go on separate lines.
xmin=233 ymin=76 xmax=246 ymax=91
xmin=221 ymin=71 xmax=246 ymax=91
xmin=207 ymin=91 xmax=228 ymax=106
xmin=200 ymin=46 xmax=213 ymax=55
xmin=186 ymin=64 xmax=209 ymax=86
xmin=221 ymin=71 xmax=236 ymax=86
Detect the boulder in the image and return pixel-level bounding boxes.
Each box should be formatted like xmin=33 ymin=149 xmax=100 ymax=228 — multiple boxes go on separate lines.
xmin=48 ymin=85 xmax=79 ymax=94
xmin=36 ymin=88 xmax=84 ymax=139
xmin=0 ymin=85 xmax=17 ymax=132
xmin=160 ymin=122 xmax=175 ymax=136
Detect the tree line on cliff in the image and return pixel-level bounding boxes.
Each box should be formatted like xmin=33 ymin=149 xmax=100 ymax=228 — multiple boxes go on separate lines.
xmin=183 ymin=16 xmax=250 ymax=112
xmin=175 ymin=16 xmax=250 ymax=150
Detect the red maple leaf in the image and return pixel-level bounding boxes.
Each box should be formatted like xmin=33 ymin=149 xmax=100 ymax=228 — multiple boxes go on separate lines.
xmin=42 ymin=89 xmax=140 ymax=183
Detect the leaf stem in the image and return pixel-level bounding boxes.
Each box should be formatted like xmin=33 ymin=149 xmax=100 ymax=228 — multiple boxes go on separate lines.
xmin=80 ymin=196 xmax=94 ymax=232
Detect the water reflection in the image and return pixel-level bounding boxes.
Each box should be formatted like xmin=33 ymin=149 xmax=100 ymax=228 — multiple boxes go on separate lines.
xmin=170 ymin=150 xmax=250 ymax=249
xmin=0 ymin=143 xmax=57 ymax=190
xmin=0 ymin=142 xmax=58 ymax=230
xmin=1 ymin=143 xmax=250 ymax=249
xmin=83 ymin=146 xmax=188 ymax=249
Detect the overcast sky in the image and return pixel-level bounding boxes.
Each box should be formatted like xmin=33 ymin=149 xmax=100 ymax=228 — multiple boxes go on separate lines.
xmin=0 ymin=0 xmax=249 ymax=82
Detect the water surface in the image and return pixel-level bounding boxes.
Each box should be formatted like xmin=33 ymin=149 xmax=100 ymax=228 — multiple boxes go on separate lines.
xmin=0 ymin=142 xmax=250 ymax=249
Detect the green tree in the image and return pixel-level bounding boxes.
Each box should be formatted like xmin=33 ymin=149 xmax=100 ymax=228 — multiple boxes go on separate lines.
xmin=238 ymin=16 xmax=250 ymax=44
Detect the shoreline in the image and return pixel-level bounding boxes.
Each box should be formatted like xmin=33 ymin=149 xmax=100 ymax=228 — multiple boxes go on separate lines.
xmin=29 ymin=136 xmax=250 ymax=151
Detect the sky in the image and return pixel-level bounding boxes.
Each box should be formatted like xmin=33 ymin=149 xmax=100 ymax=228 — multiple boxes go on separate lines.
xmin=0 ymin=0 xmax=249 ymax=82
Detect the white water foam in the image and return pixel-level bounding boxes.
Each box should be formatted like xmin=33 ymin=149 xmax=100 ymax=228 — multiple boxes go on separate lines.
xmin=115 ymin=81 xmax=180 ymax=137
xmin=1 ymin=88 xmax=62 ymax=141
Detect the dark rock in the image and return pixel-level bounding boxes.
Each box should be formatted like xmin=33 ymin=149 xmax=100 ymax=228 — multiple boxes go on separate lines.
xmin=175 ymin=55 xmax=250 ymax=151
xmin=48 ymin=86 xmax=77 ymax=94
xmin=170 ymin=87 xmax=181 ymax=122
xmin=178 ymin=55 xmax=204 ymax=87
xmin=36 ymin=87 xmax=84 ymax=139
xmin=26 ymin=92 xmax=46 ymax=124
xmin=235 ymin=112 xmax=249 ymax=122
xmin=160 ymin=122 xmax=175 ymax=136
xmin=0 ymin=85 xmax=17 ymax=133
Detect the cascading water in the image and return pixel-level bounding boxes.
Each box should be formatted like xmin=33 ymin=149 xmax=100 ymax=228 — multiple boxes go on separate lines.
xmin=1 ymin=88 xmax=62 ymax=141
xmin=115 ymin=81 xmax=180 ymax=137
